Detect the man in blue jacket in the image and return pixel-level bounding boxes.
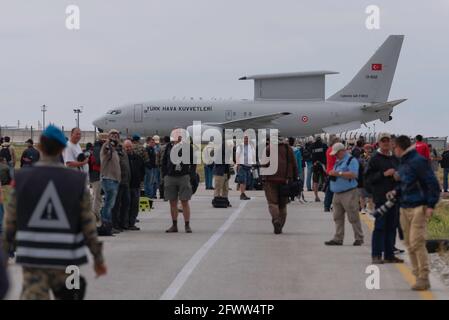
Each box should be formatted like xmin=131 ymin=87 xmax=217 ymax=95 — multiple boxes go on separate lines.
xmin=393 ymin=135 xmax=440 ymax=291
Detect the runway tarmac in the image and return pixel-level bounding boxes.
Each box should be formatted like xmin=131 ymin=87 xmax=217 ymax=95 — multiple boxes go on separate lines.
xmin=5 ymin=187 xmax=449 ymax=300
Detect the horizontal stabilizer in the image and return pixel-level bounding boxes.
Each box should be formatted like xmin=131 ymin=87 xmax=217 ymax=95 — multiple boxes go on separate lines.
xmin=361 ymin=99 xmax=407 ymax=112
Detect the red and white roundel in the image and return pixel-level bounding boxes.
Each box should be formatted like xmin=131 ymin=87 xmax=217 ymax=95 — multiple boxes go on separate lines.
xmin=301 ymin=116 xmax=309 ymax=123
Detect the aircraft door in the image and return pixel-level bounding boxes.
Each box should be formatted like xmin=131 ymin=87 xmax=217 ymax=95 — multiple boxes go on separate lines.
xmin=134 ymin=104 xmax=143 ymax=122
xmin=225 ymin=110 xmax=233 ymax=121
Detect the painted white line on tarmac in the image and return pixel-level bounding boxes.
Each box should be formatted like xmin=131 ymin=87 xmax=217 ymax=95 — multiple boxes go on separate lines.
xmin=160 ymin=200 xmax=250 ymax=300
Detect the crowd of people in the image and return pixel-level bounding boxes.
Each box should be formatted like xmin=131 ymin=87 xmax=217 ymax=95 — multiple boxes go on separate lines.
xmin=0 ymin=127 xmax=448 ymax=299
xmin=283 ymin=133 xmax=444 ymax=291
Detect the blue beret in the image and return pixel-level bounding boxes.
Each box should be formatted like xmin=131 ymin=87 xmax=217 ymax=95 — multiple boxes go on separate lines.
xmin=42 ymin=125 xmax=67 ymax=147
xmin=132 ymin=134 xmax=141 ymax=141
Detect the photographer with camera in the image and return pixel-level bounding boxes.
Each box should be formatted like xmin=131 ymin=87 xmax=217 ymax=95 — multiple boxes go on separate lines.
xmin=99 ymin=129 xmax=122 ymax=234
xmin=64 ymin=128 xmax=89 ymax=176
xmin=364 ymin=133 xmax=403 ymax=265
xmin=324 ymin=143 xmax=364 ymax=246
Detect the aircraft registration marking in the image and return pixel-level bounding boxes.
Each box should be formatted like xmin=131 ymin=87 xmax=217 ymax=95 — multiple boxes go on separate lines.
xmin=144 ymin=106 xmax=213 ymax=112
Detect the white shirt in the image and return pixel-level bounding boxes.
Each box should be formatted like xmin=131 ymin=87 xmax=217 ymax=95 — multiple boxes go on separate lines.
xmin=63 ymin=141 xmax=89 ymax=174
xmin=236 ymin=143 xmax=256 ymax=166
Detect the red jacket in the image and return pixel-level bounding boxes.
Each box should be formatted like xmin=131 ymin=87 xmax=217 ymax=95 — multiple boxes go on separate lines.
xmin=415 ymin=141 xmax=430 ymax=160
xmin=326 ymin=147 xmax=336 ymax=174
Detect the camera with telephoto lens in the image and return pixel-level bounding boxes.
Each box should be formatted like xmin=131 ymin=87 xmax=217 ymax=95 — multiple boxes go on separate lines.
xmin=370 ymin=192 xmax=397 ymax=218
xmin=77 ymin=151 xmax=91 ymax=162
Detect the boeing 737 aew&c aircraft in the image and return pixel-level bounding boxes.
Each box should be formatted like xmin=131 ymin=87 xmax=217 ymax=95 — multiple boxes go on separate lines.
xmin=93 ymin=35 xmax=406 ymax=137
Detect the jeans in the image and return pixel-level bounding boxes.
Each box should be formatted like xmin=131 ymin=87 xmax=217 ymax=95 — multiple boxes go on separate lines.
xmin=372 ymin=203 xmax=398 ymax=259
xmin=204 ymin=165 xmax=214 ymax=189
xmin=443 ymin=168 xmax=449 ymax=191
xmin=111 ymin=184 xmax=131 ymax=228
xmin=7 ymin=162 xmax=14 ymax=180
xmin=324 ymin=187 xmax=334 ymax=210
xmin=306 ymin=161 xmax=313 ymax=190
xmin=100 ymin=178 xmax=119 ymax=224
xmin=144 ymin=167 xmax=159 ymax=198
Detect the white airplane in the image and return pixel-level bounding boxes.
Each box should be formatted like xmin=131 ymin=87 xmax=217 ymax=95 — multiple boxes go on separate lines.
xmin=93 ymin=35 xmax=406 ymax=138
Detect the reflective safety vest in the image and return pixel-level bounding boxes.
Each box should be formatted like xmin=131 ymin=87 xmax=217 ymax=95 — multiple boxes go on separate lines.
xmin=14 ymin=166 xmax=88 ymax=269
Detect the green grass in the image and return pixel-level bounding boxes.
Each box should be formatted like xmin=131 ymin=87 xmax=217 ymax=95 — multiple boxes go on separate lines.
xmin=428 ymin=202 xmax=449 ymax=240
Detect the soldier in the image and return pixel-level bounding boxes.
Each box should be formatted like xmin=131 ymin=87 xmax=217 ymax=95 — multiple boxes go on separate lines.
xmin=131 ymin=134 xmax=149 ymax=164
xmin=2 ymin=125 xmax=107 ymax=300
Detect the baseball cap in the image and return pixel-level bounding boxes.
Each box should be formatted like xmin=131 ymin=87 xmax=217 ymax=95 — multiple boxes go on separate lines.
xmin=378 ymin=132 xmax=391 ymax=142
xmin=42 ymin=125 xmax=67 ymax=147
xmin=108 ymin=129 xmax=119 ymax=135
xmin=330 ymin=142 xmax=345 ymax=156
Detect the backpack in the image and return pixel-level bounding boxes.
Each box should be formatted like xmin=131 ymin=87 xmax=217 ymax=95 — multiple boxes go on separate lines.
xmin=302 ymin=146 xmax=312 ymax=161
xmin=441 ymin=150 xmax=449 ymax=168
xmin=345 ymin=156 xmax=364 ymax=185
xmin=0 ymin=146 xmax=12 ymax=163
xmin=0 ymin=165 xmax=11 ymax=186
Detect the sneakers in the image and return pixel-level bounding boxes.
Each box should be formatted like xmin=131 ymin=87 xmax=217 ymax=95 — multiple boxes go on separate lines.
xmin=353 ymin=240 xmax=364 ymax=246
xmin=185 ymin=225 xmax=193 ymax=233
xmin=394 ymin=247 xmax=405 ymax=254
xmin=372 ymin=257 xmax=384 ymax=264
xmin=240 ymin=193 xmax=251 ymax=200
xmin=166 ymin=225 xmax=178 ymax=233
xmin=324 ymin=240 xmax=343 ymax=246
xmin=384 ymin=256 xmax=404 ymax=264
xmin=412 ymin=278 xmax=431 ymax=291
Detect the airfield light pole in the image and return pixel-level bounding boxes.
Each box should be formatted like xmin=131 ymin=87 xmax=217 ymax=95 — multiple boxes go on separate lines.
xmin=74 ymin=107 xmax=82 ymax=128
xmin=41 ymin=104 xmax=47 ymax=129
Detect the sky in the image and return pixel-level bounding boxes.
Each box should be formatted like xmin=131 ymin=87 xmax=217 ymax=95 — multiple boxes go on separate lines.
xmin=0 ymin=0 xmax=448 ymax=136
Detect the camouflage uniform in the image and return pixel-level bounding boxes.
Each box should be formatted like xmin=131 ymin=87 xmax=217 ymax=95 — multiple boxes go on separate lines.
xmin=20 ymin=267 xmax=68 ymax=300
xmin=132 ymin=142 xmax=149 ymax=164
xmin=2 ymin=156 xmax=104 ymax=300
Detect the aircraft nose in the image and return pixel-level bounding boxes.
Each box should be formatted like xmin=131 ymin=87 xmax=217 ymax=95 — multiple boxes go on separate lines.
xmin=93 ymin=116 xmax=106 ymax=131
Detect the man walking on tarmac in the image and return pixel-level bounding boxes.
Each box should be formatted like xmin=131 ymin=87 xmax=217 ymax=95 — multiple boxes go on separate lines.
xmin=2 ymin=125 xmax=107 ymax=300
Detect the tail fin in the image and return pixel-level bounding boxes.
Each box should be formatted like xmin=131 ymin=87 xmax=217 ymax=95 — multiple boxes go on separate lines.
xmin=328 ymin=35 xmax=404 ymax=103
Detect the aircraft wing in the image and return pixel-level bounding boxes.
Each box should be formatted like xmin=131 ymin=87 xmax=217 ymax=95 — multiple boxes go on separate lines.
xmin=361 ymin=99 xmax=407 ymax=112
xmin=322 ymin=121 xmax=362 ymax=134
xmin=205 ymin=112 xmax=291 ymax=129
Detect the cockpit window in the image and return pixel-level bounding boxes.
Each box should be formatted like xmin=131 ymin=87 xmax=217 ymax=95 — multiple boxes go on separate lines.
xmin=107 ymin=110 xmax=122 ymax=115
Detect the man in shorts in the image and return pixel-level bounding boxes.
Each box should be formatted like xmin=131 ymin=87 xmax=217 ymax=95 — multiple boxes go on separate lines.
xmin=162 ymin=135 xmax=196 ymax=233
